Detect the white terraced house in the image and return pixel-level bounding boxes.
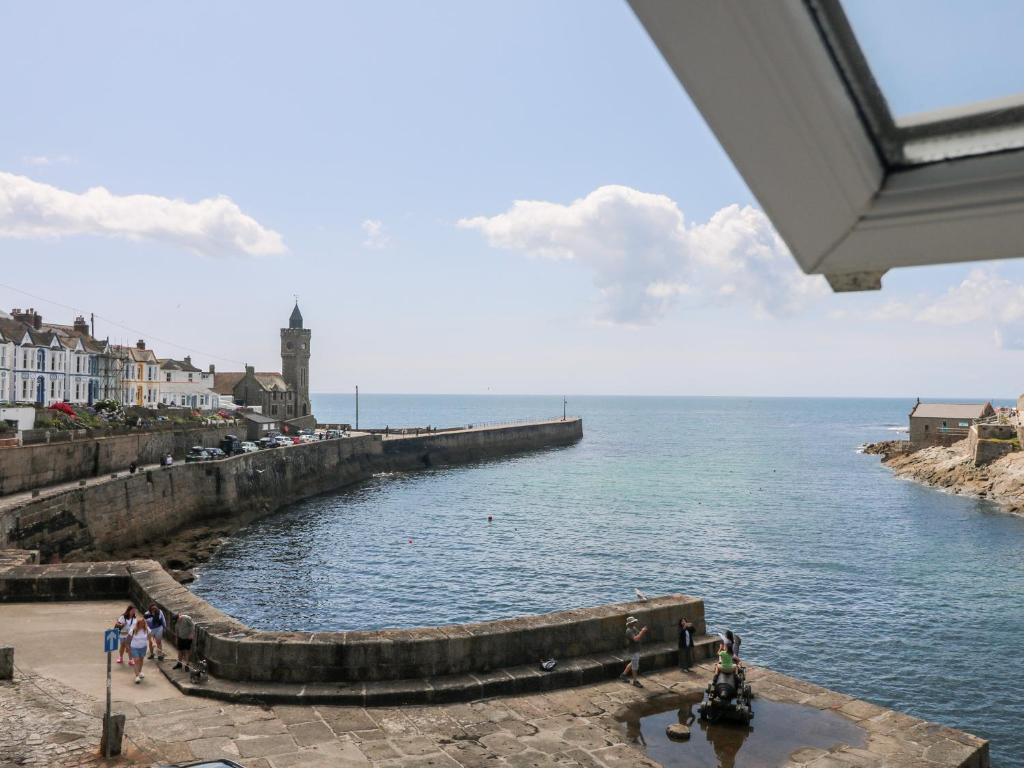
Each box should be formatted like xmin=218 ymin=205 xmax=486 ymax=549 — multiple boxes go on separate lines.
xmin=0 ymin=308 xmax=125 ymax=406
xmin=158 ymin=356 xmax=217 ymax=410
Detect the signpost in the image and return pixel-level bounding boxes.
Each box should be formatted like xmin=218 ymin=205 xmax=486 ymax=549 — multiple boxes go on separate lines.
xmin=102 ymin=628 xmax=118 ymax=757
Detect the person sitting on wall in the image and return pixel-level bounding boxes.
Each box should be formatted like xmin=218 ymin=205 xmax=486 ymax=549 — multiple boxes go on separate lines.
xmin=713 ymin=642 xmax=736 ymax=683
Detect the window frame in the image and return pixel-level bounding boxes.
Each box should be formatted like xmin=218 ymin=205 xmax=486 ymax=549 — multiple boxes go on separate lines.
xmin=628 ymin=0 xmax=1024 ymax=291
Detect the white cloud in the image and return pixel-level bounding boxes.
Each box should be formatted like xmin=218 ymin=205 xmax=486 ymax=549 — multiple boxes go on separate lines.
xmin=22 ymin=154 xmax=74 ymax=166
xmin=869 ymin=300 xmax=916 ymax=322
xmin=0 ymin=171 xmax=285 ymax=257
xmin=861 ymin=269 xmax=1024 ymax=350
xmin=913 ymin=269 xmax=1024 ymax=349
xmin=458 ymin=185 xmax=825 ymax=325
xmin=361 ymin=218 xmax=390 ymax=250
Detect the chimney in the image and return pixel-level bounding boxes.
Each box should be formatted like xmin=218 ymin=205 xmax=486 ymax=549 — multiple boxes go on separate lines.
xmin=209 ymin=364 xmax=215 ymax=374
xmin=73 ymin=315 xmax=90 ymax=334
xmin=184 ymin=355 xmax=192 ymax=367
xmin=136 ymin=339 xmax=146 ymax=350
xmin=245 ymin=364 xmax=255 ymax=375
xmin=12 ymin=307 xmax=42 ymax=329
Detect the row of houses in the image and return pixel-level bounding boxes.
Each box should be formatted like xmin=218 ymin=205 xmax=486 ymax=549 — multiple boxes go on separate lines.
xmin=0 ymin=303 xmax=315 ymax=429
xmin=0 ymin=308 xmax=218 ymax=410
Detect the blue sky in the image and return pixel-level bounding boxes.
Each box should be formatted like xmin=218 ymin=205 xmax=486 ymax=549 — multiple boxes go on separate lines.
xmin=1 ymin=1 xmax=1022 ymax=398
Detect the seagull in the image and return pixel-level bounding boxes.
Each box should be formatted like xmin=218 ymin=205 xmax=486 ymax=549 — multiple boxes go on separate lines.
xmin=635 ymin=589 xmax=649 ymax=602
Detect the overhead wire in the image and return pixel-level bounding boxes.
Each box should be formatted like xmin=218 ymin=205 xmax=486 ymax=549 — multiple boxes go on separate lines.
xmin=0 ymin=280 xmax=249 ymax=367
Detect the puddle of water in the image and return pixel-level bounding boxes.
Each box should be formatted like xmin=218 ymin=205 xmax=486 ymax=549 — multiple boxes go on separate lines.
xmin=615 ymin=691 xmax=866 ymax=768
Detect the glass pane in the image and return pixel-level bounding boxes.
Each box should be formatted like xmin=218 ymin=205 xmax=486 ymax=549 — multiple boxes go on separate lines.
xmin=842 ymin=0 xmax=1024 ymax=119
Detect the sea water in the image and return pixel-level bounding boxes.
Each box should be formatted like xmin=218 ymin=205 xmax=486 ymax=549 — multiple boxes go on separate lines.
xmin=193 ymin=394 xmax=1022 ymax=765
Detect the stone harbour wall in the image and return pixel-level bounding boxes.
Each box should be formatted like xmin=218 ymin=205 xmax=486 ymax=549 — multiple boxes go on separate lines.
xmin=0 ymin=422 xmax=243 ymax=496
xmin=0 ymin=419 xmax=583 ymax=561
xmin=0 ymin=555 xmax=700 ymax=687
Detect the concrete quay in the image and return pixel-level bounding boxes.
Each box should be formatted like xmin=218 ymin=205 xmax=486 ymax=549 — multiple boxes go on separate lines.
xmin=0 ymin=600 xmax=989 ymax=768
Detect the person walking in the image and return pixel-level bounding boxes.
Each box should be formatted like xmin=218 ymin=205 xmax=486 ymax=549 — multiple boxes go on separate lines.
xmin=145 ymin=602 xmax=166 ymax=661
xmin=620 ymin=616 xmax=649 ymax=688
xmin=172 ymin=612 xmax=195 ymax=671
xmin=678 ymin=616 xmax=695 ymax=671
xmin=128 ymin=613 xmax=150 ymax=683
xmin=114 ymin=606 xmax=135 ymax=665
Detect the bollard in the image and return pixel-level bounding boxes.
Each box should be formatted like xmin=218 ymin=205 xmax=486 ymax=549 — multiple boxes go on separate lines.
xmin=30 ymin=489 xmax=40 ymax=498
xmin=78 ymin=479 xmax=87 ymax=487
xmin=0 ymin=646 xmax=13 ymax=680
xmin=100 ymin=713 xmax=125 ymax=756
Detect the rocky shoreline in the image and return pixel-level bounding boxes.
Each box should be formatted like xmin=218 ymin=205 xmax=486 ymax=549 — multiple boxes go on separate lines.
xmin=865 ymin=438 xmax=1024 ymax=514
xmin=61 ymin=516 xmax=241 ymax=582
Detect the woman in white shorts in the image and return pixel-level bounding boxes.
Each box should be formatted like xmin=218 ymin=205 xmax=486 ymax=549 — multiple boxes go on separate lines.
xmin=128 ymin=614 xmax=151 ymax=683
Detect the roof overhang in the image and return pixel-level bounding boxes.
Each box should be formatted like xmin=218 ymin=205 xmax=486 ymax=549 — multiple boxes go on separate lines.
xmin=628 ymin=0 xmax=1024 ymax=291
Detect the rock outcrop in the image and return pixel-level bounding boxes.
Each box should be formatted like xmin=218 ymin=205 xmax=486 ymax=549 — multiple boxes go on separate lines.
xmin=867 ymin=438 xmax=1024 ymax=514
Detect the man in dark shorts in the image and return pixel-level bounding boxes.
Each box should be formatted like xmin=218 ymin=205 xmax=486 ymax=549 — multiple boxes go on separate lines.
xmin=172 ymin=612 xmax=195 ymax=671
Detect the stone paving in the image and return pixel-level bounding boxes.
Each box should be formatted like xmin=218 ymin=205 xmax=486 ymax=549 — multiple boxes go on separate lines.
xmin=0 ymin=659 xmax=989 ymax=768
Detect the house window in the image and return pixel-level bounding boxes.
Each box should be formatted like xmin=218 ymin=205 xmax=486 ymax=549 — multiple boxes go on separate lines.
xmin=958 ymin=421 xmax=969 ymax=427
xmin=188 ymin=373 xmax=193 ymax=382
xmin=166 ymin=372 xmax=171 ymax=382
xmin=50 ymin=380 xmax=56 ymax=398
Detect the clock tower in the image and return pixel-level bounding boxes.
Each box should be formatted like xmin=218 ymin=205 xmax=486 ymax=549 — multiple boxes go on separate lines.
xmin=281 ymin=300 xmax=312 ymax=418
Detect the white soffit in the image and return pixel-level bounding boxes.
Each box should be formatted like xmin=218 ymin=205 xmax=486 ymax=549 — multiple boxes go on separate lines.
xmin=628 ymin=0 xmax=1024 ymax=292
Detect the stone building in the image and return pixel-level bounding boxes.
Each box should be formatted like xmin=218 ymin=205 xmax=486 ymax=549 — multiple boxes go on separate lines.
xmin=908 ymin=400 xmax=995 ymax=448
xmin=213 ymin=302 xmax=315 ymax=428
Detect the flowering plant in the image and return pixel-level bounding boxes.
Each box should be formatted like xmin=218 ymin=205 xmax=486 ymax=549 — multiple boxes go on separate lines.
xmin=48 ymin=401 xmax=76 ymax=417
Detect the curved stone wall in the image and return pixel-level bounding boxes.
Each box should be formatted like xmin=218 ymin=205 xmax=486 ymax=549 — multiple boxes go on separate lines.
xmin=0 ymin=555 xmax=705 ymax=697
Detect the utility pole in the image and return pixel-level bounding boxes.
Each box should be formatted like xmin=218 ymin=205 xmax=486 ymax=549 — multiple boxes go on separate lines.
xmin=355 ymin=385 xmax=359 ymax=430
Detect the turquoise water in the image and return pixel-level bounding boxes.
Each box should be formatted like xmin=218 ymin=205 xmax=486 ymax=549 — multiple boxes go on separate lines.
xmin=194 ymin=394 xmax=1021 ymax=765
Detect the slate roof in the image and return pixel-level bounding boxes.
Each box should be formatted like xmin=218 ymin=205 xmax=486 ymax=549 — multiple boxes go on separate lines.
xmin=160 ymin=358 xmax=202 ymax=373
xmin=113 ymin=345 xmax=158 ymax=364
xmin=214 ymin=371 xmax=290 ymax=394
xmin=213 ymin=372 xmax=246 ymax=395
xmin=910 ymin=402 xmax=993 ymax=420
xmin=241 ymin=412 xmax=278 ymax=424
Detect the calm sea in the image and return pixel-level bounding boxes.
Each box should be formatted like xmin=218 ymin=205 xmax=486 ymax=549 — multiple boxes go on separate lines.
xmin=193 ymin=394 xmax=1023 ymax=765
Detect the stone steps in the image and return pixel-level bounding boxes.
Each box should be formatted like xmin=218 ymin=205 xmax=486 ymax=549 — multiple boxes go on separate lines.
xmin=160 ymin=635 xmax=721 ymax=706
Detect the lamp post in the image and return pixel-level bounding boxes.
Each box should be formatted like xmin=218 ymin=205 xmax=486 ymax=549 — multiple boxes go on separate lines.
xmin=355 ymin=385 xmax=359 ymax=430
xmin=563 ymin=396 xmax=567 ymax=421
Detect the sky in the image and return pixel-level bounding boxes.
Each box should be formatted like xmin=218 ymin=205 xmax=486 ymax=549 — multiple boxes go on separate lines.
xmin=1 ymin=1 xmax=1023 ymax=399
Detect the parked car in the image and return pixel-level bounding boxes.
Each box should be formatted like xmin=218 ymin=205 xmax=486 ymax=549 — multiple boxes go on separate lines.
xmin=239 ymin=441 xmax=259 ymax=453
xmin=206 ymin=447 xmax=227 ymax=460
xmin=185 ymin=446 xmax=209 ymax=463
xmin=272 ymin=436 xmax=292 ymax=447
xmin=220 ymin=434 xmax=242 ymax=455
xmin=299 ymin=434 xmax=317 ymax=443
xmin=257 ymin=437 xmax=276 ymax=449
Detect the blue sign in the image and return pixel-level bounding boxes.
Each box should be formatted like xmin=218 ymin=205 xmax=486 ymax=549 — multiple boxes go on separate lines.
xmin=104 ymin=628 xmax=119 ymax=653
